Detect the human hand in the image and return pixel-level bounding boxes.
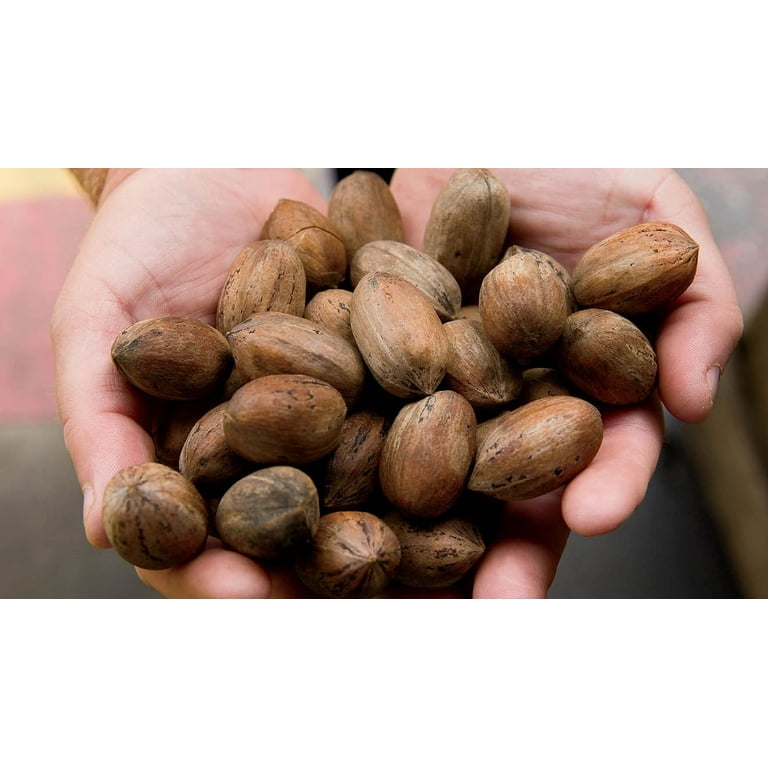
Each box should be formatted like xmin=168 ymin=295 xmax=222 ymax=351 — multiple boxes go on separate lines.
xmin=52 ymin=168 xmax=743 ymax=598
xmin=389 ymin=168 xmax=744 ymax=597
xmin=52 ymin=169 xmax=330 ymax=597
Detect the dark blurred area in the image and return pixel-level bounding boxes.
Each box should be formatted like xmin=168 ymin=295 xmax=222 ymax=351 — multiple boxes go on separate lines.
xmin=1 ymin=168 xmax=765 ymax=599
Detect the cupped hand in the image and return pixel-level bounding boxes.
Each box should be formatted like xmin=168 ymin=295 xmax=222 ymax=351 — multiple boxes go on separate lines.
xmin=52 ymin=169 xmax=327 ymax=598
xmin=390 ymin=168 xmax=743 ymax=597
xmin=52 ymin=168 xmax=743 ymax=598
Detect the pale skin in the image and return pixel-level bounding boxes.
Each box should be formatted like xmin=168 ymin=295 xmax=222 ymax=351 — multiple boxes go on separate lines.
xmin=50 ymin=168 xmax=744 ymax=598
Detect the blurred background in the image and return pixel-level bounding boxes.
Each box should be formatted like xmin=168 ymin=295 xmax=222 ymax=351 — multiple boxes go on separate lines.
xmin=1 ymin=168 xmax=766 ymax=599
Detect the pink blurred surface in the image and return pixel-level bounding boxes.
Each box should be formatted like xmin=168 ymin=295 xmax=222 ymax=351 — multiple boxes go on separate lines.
xmin=0 ymin=196 xmax=93 ymax=419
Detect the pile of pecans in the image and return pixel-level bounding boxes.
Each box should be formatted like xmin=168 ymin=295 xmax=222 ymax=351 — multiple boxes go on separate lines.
xmin=103 ymin=169 xmax=699 ymax=597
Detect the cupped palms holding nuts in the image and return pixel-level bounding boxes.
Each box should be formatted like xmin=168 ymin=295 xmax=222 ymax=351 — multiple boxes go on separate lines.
xmin=51 ymin=168 xmax=743 ymax=598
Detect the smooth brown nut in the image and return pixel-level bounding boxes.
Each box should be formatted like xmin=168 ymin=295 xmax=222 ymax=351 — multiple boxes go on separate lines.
xmin=379 ymin=391 xmax=476 ymax=518
xmin=519 ymin=367 xmax=574 ymax=404
xmin=303 ymin=288 xmax=356 ymax=346
xmin=468 ymin=395 xmax=603 ymax=501
xmin=382 ymin=509 xmax=485 ymax=589
xmin=479 ymin=245 xmax=572 ymax=361
xmin=327 ymin=170 xmax=404 ymax=259
xmin=321 ymin=409 xmax=389 ymax=510
xmin=102 ymin=462 xmax=209 ymax=570
xmin=422 ymin=168 xmax=510 ymax=301
xmin=572 ymin=222 xmax=699 ymax=315
xmin=111 ymin=316 xmax=232 ymax=400
xmin=295 ymin=510 xmax=401 ymax=598
xmin=349 ymin=240 xmax=462 ymax=321
xmin=350 ymin=272 xmax=452 ymax=398
xmin=215 ymin=466 xmax=320 ymax=560
xmin=443 ymin=318 xmax=522 ymax=409
xmin=226 ymin=311 xmax=366 ymax=407
xmin=216 ymin=240 xmax=306 ymax=334
xmin=260 ymin=198 xmax=347 ymax=288
xmin=555 ymin=308 xmax=658 ymax=404
xmin=223 ymin=374 xmax=347 ymax=465
xmin=178 ymin=402 xmax=253 ymax=486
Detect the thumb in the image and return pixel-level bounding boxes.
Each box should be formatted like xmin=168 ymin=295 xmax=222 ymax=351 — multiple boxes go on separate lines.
xmin=646 ymin=172 xmax=744 ymax=423
xmin=51 ymin=274 xmax=155 ymax=548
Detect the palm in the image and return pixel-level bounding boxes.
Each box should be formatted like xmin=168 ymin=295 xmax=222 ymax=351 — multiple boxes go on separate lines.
xmin=392 ymin=168 xmax=676 ymax=265
xmin=82 ymin=169 xmax=325 ymax=323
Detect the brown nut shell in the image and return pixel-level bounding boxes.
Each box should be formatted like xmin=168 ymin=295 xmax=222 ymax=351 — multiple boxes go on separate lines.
xmin=295 ymin=510 xmax=401 ymax=598
xmin=303 ymin=288 xmax=356 ymax=346
xmin=379 ymin=391 xmax=477 ymax=519
xmin=321 ymin=409 xmax=389 ymax=510
xmin=555 ymin=308 xmax=658 ymax=405
xmin=423 ymin=168 xmax=510 ymax=301
xmin=216 ymin=239 xmax=306 ymax=334
xmin=223 ymin=374 xmax=347 ymax=465
xmin=350 ymin=240 xmax=462 ymax=321
xmin=468 ymin=395 xmax=603 ymax=501
xmin=382 ymin=509 xmax=485 ymax=589
xmin=111 ymin=316 xmax=232 ymax=400
xmin=102 ymin=462 xmax=209 ymax=570
xmin=260 ymin=198 xmax=347 ymax=288
xmin=443 ymin=318 xmax=522 ymax=409
xmin=327 ymin=170 xmax=404 ymax=259
xmin=226 ymin=311 xmax=366 ymax=407
xmin=572 ymin=222 xmax=699 ymax=315
xmin=215 ymin=466 xmax=320 ymax=560
xmin=350 ymin=271 xmax=452 ymax=398
xmin=178 ymin=402 xmax=253 ymax=486
xmin=478 ymin=246 xmax=572 ymax=361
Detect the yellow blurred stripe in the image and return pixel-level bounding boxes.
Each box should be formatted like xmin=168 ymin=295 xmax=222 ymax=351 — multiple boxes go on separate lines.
xmin=0 ymin=168 xmax=83 ymax=202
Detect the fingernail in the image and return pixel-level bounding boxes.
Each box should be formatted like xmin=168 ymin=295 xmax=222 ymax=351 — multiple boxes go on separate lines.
xmin=706 ymin=365 xmax=721 ymax=405
xmin=82 ymin=484 xmax=94 ymax=527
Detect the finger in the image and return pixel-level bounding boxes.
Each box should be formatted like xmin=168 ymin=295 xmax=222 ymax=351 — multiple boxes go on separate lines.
xmin=645 ymin=172 xmax=744 ymax=423
xmin=136 ymin=544 xmax=274 ymax=598
xmin=560 ymin=397 xmax=665 ymax=537
xmin=472 ymin=492 xmax=570 ymax=598
xmin=66 ymin=412 xmax=156 ymax=548
xmin=52 ymin=285 xmax=155 ymax=547
xmin=389 ymin=168 xmax=457 ymax=247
